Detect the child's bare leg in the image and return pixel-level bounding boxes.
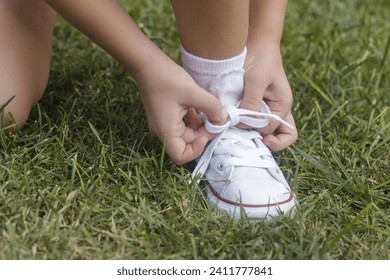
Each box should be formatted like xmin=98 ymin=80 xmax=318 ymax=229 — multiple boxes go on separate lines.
xmin=171 ymin=0 xmax=249 ymax=60
xmin=0 ymin=0 xmax=56 ymax=131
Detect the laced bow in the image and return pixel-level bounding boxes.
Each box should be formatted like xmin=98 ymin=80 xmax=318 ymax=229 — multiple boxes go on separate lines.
xmin=192 ymin=101 xmax=294 ymax=178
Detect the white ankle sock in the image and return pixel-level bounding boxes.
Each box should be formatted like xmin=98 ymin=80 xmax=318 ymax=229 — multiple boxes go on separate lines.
xmin=181 ymin=46 xmax=247 ymax=106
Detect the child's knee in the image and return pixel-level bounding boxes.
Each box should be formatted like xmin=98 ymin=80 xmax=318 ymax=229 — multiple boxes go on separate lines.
xmin=0 ymin=94 xmax=37 ymax=132
xmin=0 ymin=69 xmax=49 ymax=132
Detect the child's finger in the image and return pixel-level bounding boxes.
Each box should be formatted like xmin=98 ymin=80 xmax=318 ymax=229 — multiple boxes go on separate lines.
xmin=165 ymin=134 xmax=208 ymax=165
xmin=262 ymin=112 xmax=297 ymax=152
xmin=241 ymin=74 xmax=267 ymax=113
xmin=184 ymin=107 xmax=203 ymax=130
xmin=257 ymin=99 xmax=289 ymax=135
xmin=164 ymin=123 xmax=216 ymax=165
xmin=237 ymin=74 xmax=267 ymax=130
xmin=181 ymin=125 xmax=215 ymax=145
xmin=183 ymin=87 xmax=228 ymax=126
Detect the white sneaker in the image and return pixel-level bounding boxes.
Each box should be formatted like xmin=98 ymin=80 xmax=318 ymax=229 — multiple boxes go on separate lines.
xmin=192 ymin=74 xmax=296 ymax=220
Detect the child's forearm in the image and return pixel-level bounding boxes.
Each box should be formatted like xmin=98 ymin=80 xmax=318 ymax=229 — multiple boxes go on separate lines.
xmin=248 ymin=0 xmax=288 ymax=46
xmin=45 ymin=0 xmax=167 ymax=78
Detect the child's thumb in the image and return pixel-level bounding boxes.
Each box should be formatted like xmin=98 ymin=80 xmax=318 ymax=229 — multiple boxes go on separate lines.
xmin=240 ymin=80 xmax=266 ymax=112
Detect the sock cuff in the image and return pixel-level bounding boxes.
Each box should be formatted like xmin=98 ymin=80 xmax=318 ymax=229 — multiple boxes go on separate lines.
xmin=181 ymin=46 xmax=247 ymax=75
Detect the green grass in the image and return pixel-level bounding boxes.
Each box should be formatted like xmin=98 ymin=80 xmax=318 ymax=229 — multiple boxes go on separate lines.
xmin=0 ymin=0 xmax=389 ymax=259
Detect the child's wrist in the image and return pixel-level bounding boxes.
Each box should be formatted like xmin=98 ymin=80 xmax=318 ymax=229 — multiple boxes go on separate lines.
xmin=128 ymin=45 xmax=169 ymax=82
xmin=131 ymin=51 xmax=175 ymax=90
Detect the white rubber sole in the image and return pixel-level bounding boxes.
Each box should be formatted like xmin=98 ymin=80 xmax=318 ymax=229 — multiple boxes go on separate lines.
xmin=206 ymin=185 xmax=296 ymax=220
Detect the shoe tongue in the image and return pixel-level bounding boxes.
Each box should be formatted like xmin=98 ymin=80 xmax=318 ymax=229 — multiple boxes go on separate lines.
xmin=221 ymin=128 xmax=257 ymax=151
xmin=223 ymin=139 xmax=253 ymax=152
xmin=211 ymin=73 xmax=244 ymax=107
xmin=220 ymin=128 xmax=274 ymax=160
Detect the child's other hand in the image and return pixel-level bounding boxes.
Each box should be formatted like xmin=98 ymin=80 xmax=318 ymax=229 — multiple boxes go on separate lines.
xmin=241 ymin=41 xmax=297 ymax=152
xmin=135 ymin=58 xmax=227 ymax=165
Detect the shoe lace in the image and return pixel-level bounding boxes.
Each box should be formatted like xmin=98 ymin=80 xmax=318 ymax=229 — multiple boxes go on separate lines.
xmin=192 ymin=101 xmax=294 ymax=179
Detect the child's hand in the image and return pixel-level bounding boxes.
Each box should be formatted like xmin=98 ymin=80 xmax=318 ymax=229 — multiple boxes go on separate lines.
xmin=241 ymin=41 xmax=297 ymax=152
xmin=135 ymin=58 xmax=227 ymax=165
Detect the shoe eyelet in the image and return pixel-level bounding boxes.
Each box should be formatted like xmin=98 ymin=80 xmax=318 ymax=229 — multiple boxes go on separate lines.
xmin=217 ymin=162 xmax=225 ymax=171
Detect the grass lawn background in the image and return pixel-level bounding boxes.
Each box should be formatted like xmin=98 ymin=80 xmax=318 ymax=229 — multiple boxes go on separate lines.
xmin=0 ymin=0 xmax=389 ymax=259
